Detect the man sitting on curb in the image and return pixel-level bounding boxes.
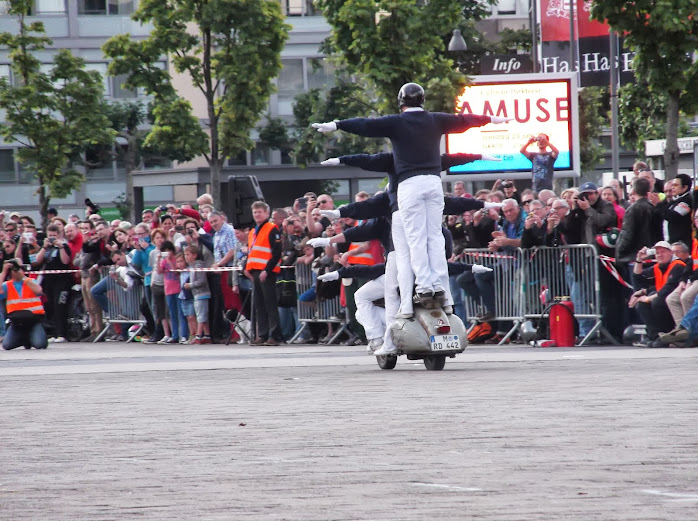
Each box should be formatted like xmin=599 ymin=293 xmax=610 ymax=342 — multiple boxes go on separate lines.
xmin=0 ymin=259 xmax=48 ymax=350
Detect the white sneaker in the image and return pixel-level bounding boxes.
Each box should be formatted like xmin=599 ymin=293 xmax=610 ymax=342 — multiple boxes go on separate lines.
xmin=374 ymin=344 xmax=398 ymax=356
xmin=179 ymin=337 xmax=189 ymax=344
xmin=157 ymin=336 xmax=172 ymax=345
xmin=367 ymin=337 xmax=383 ymax=354
xmin=52 ymin=337 xmax=67 ymax=343
xmin=47 ymin=337 xmax=56 ymax=343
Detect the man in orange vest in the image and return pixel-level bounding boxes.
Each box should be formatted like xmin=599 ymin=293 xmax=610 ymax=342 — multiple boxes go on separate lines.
xmin=245 ymin=201 xmax=283 ymax=346
xmin=1 ymin=259 xmax=48 ymax=350
xmin=631 ymin=241 xmax=685 ymax=347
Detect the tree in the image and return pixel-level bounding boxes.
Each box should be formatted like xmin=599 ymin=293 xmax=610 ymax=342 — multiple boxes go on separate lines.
xmin=578 ymin=87 xmax=607 ymax=172
xmin=316 ymin=0 xmax=474 ymax=114
xmin=103 ymin=0 xmax=290 ymax=206
xmin=590 ymin=0 xmax=698 ymax=178
xmin=0 ymin=0 xmax=115 ymax=228
xmin=291 ymin=79 xmax=384 ymax=166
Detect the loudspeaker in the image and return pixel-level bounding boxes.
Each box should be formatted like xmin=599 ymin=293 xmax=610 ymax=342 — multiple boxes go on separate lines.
xmin=224 ymin=175 xmax=264 ymax=228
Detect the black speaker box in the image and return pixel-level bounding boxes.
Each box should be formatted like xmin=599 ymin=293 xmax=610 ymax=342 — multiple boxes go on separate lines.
xmin=224 ymin=175 xmax=264 ymax=228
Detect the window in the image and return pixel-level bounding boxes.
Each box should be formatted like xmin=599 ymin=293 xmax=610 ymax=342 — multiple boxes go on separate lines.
xmin=78 ymin=0 xmax=134 ymax=15
xmin=277 ymin=59 xmax=304 ymax=116
xmin=0 ymin=149 xmax=16 ymax=183
xmin=111 ymin=73 xmax=137 ymax=99
xmin=307 ymin=59 xmax=335 ymax=90
xmin=34 ymin=0 xmax=66 ymax=13
xmin=281 ymin=0 xmax=316 ymax=16
xmin=227 ymin=151 xmax=247 ymax=166
xmin=85 ymin=144 xmax=115 ymax=180
xmin=252 ymin=143 xmax=270 ymax=166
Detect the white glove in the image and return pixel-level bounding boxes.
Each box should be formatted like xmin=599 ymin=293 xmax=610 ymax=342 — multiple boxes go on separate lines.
xmin=307 ymin=237 xmax=331 ymax=248
xmin=318 ymin=271 xmax=339 ymax=281
xmin=481 ymin=154 xmax=502 ymax=161
xmin=472 ymin=264 xmax=493 ymax=273
xmin=311 ymin=121 xmax=338 ymax=133
xmin=319 ymin=209 xmax=341 ymax=220
xmin=321 ymin=158 xmax=341 ymax=166
xmin=484 ymin=201 xmax=504 ymax=209
xmin=489 ymin=116 xmax=514 ymax=124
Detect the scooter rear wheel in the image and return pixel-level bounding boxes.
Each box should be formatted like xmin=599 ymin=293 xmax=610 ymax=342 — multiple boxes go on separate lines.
xmin=376 ymin=355 xmax=397 ymax=370
xmin=423 ymin=355 xmax=446 ymax=371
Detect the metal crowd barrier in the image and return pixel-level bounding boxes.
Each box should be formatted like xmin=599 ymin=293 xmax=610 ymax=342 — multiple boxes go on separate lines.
xmin=523 ymin=245 xmax=615 ymax=345
xmin=458 ymin=247 xmax=525 ymax=344
xmin=94 ymin=267 xmax=146 ymax=343
xmin=457 ymin=245 xmax=614 ymax=346
xmin=289 ymin=262 xmax=350 ymax=344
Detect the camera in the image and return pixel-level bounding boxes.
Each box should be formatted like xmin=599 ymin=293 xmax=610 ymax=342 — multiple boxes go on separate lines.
xmin=187 ymin=229 xmax=196 ymax=237
xmin=84 ymin=198 xmax=101 ymax=213
xmin=175 ymin=225 xmax=184 ymax=232
xmin=577 ymin=193 xmax=588 ymax=201
xmin=22 ymin=232 xmax=33 ymax=240
xmin=159 ymin=205 xmax=168 ymax=212
xmin=296 ymin=197 xmax=308 ymax=210
xmin=48 ymin=237 xmax=56 ymax=244
xmin=646 ymin=248 xmax=656 ymax=257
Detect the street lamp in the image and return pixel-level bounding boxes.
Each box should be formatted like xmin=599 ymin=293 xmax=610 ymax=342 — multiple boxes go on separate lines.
xmin=448 ymin=29 xmax=467 ymax=52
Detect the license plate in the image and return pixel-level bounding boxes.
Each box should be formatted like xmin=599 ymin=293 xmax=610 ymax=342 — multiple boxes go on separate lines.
xmin=429 ymin=334 xmax=460 ymax=351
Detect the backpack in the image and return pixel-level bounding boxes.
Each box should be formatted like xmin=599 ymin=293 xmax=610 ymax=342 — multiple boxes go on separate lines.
xmin=468 ymin=321 xmax=493 ymax=343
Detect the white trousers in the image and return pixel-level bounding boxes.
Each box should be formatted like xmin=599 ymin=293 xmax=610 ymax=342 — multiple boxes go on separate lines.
xmin=355 ymin=274 xmax=386 ymax=341
xmin=397 ymin=175 xmax=451 ymax=302
xmin=391 ymin=211 xmax=417 ymax=315
xmin=382 ymin=251 xmax=399 ymax=350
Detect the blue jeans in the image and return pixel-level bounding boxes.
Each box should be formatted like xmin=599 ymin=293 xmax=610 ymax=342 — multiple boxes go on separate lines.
xmin=3 ymin=322 xmax=48 ymax=350
xmin=680 ymin=298 xmax=698 ymax=339
xmin=279 ymin=306 xmax=299 ymax=340
xmin=449 ymin=274 xmax=467 ymax=322
xmin=90 ymin=277 xmax=109 ymax=313
xmin=166 ymin=293 xmax=188 ymax=340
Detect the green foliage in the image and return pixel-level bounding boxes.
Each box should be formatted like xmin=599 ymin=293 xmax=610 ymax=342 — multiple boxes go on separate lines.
xmin=578 ymin=87 xmax=607 ymax=172
xmin=0 ymin=2 xmax=115 ymax=226
xmin=112 ymin=193 xmax=132 ymax=220
xmin=316 ymin=0 xmax=468 ymax=113
xmin=103 ymin=0 xmax=290 ymax=204
xmin=291 ymin=79 xmax=384 ymax=166
xmin=590 ymin=0 xmax=698 ymax=176
xmin=258 ymin=116 xmax=291 ymax=151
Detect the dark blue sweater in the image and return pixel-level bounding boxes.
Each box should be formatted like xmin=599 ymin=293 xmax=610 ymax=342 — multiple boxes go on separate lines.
xmin=337 ymin=111 xmax=491 ymax=184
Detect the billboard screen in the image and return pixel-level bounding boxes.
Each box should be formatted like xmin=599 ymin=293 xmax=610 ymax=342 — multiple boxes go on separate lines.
xmin=446 ymin=73 xmax=579 ymax=178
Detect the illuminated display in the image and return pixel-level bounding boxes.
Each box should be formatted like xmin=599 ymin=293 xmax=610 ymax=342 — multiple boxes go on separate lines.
xmin=446 ymin=74 xmax=578 ymax=176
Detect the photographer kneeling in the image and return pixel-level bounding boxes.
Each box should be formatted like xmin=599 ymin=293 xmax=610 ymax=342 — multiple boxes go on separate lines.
xmin=0 ymin=260 xmax=48 ymax=350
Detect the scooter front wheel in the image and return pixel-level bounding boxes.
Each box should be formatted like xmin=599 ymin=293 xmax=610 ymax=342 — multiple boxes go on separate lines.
xmin=376 ymin=355 xmax=397 ymax=370
xmin=423 ymin=355 xmax=446 ymax=371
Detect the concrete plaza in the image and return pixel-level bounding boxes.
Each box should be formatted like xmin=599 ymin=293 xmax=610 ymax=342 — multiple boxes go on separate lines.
xmin=1 ymin=342 xmax=697 ymax=520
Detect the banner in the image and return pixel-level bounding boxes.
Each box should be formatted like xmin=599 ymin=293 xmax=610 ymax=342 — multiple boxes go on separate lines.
xmin=539 ymin=0 xmax=634 ymax=87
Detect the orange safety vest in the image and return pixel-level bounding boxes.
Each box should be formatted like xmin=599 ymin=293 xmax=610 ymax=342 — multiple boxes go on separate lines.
xmin=346 ymin=241 xmax=376 ymax=265
xmin=691 ymin=238 xmax=698 ymax=270
xmin=653 ymin=259 xmax=685 ymax=292
xmin=245 ymin=222 xmax=281 ymax=273
xmin=5 ymin=280 xmax=45 ymax=315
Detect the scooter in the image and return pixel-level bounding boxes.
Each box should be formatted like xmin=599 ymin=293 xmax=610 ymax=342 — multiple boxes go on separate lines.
xmin=376 ymin=303 xmax=468 ymax=371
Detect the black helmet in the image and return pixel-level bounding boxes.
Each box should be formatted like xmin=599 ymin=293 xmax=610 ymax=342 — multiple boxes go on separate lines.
xmin=397 ymin=82 xmax=425 ymax=108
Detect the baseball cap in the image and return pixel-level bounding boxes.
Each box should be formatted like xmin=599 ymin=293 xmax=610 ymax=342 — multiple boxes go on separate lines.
xmin=9 ymin=211 xmax=21 ymax=219
xmin=653 ymin=241 xmax=671 ymax=250
xmin=579 ymin=182 xmax=598 ymax=193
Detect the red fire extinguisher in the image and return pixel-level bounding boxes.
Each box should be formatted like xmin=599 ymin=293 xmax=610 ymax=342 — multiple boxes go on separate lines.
xmin=549 ymin=297 xmax=575 ymax=347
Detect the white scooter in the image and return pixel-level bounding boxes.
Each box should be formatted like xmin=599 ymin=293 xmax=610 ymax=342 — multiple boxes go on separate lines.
xmin=377 ymin=302 xmax=468 ymax=371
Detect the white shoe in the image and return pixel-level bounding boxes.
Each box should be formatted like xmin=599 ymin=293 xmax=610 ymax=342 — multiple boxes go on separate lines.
xmin=47 ymin=337 xmax=56 ymax=343
xmin=157 ymin=336 xmax=172 ymax=345
xmin=52 ymin=337 xmax=67 ymax=343
xmin=179 ymin=337 xmax=189 ymax=344
xmin=374 ymin=344 xmax=398 ymax=356
xmin=367 ymin=337 xmax=383 ymax=354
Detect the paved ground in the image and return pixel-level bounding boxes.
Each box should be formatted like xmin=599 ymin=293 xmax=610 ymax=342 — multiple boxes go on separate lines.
xmin=1 ymin=341 xmax=697 ymax=521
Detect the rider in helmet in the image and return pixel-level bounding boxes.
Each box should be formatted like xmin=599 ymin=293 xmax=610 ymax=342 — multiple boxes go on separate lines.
xmin=311 ymin=82 xmax=511 ymax=330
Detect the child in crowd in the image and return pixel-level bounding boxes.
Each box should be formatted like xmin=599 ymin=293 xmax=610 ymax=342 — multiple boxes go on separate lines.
xmin=176 ymin=252 xmax=197 ymax=343
xmin=183 ymin=245 xmax=211 ymax=344
xmin=157 ymin=240 xmax=188 ymax=344
xmin=143 ymin=228 xmax=173 ymax=344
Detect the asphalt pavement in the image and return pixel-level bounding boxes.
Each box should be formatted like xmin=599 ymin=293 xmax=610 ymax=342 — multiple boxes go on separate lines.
xmin=1 ymin=341 xmax=697 ymax=520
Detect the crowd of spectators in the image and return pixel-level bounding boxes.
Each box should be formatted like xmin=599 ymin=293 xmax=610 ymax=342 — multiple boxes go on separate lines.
xmin=1 ymin=159 xmax=695 ymax=349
